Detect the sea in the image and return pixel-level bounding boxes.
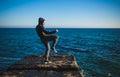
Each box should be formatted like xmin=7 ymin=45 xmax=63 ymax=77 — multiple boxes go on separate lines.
xmin=0 ymin=28 xmax=120 ymax=77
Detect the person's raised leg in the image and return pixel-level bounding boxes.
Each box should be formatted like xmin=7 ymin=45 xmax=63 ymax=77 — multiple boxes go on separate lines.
xmin=51 ymin=35 xmax=59 ymax=53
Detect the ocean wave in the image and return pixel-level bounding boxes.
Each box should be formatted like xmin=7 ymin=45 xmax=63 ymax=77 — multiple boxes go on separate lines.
xmin=58 ymin=45 xmax=92 ymax=53
xmin=0 ymin=57 xmax=21 ymax=61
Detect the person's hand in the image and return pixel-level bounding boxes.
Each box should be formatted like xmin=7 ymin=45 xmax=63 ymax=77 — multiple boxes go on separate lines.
xmin=55 ymin=29 xmax=59 ymax=32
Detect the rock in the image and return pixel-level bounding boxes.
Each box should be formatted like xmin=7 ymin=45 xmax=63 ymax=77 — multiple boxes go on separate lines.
xmin=1 ymin=54 xmax=84 ymax=77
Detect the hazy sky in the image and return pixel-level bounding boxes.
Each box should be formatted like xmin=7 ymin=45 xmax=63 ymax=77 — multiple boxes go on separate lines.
xmin=0 ymin=0 xmax=120 ymax=28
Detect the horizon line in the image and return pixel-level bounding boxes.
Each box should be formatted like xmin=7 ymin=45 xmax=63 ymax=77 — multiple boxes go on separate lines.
xmin=0 ymin=27 xmax=119 ymax=28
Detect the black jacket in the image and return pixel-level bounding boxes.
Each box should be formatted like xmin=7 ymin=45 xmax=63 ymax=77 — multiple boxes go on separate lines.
xmin=36 ymin=25 xmax=56 ymax=38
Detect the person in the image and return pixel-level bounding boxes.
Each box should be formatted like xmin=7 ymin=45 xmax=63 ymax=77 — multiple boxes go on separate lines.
xmin=36 ymin=17 xmax=59 ymax=64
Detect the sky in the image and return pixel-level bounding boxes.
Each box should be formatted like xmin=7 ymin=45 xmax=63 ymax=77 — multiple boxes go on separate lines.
xmin=0 ymin=0 xmax=120 ymax=28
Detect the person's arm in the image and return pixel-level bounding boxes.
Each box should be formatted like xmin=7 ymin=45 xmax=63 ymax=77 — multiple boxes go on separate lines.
xmin=42 ymin=27 xmax=57 ymax=34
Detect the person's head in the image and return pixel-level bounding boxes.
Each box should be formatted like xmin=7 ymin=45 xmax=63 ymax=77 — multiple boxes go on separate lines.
xmin=38 ymin=17 xmax=45 ymax=26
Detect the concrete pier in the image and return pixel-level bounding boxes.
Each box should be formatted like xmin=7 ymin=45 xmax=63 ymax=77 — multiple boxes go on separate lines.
xmin=1 ymin=54 xmax=84 ymax=77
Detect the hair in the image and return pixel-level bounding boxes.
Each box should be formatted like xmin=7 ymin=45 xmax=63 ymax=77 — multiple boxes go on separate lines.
xmin=38 ymin=17 xmax=45 ymax=25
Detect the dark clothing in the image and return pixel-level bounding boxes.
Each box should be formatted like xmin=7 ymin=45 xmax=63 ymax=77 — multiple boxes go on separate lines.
xmin=36 ymin=25 xmax=59 ymax=61
xmin=36 ymin=25 xmax=56 ymax=40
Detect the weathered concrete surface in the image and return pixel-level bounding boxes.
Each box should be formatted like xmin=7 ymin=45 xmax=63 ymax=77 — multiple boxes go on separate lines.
xmin=1 ymin=54 xmax=84 ymax=77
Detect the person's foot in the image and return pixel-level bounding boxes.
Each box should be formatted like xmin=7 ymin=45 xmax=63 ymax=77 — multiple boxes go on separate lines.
xmin=44 ymin=61 xmax=52 ymax=64
xmin=51 ymin=47 xmax=58 ymax=53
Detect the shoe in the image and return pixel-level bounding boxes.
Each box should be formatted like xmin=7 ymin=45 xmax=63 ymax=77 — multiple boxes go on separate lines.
xmin=51 ymin=47 xmax=58 ymax=53
xmin=44 ymin=61 xmax=52 ymax=64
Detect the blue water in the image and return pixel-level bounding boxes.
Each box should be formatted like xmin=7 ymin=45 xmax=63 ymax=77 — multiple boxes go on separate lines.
xmin=0 ymin=28 xmax=120 ymax=77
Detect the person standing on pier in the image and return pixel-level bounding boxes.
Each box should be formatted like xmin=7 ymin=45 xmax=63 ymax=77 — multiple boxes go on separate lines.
xmin=36 ymin=17 xmax=59 ymax=64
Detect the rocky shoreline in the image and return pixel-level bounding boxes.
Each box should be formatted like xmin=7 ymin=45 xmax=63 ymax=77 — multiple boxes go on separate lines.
xmin=1 ymin=54 xmax=84 ymax=77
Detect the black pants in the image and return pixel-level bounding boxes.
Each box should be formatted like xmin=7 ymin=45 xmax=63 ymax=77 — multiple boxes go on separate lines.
xmin=41 ymin=35 xmax=59 ymax=61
